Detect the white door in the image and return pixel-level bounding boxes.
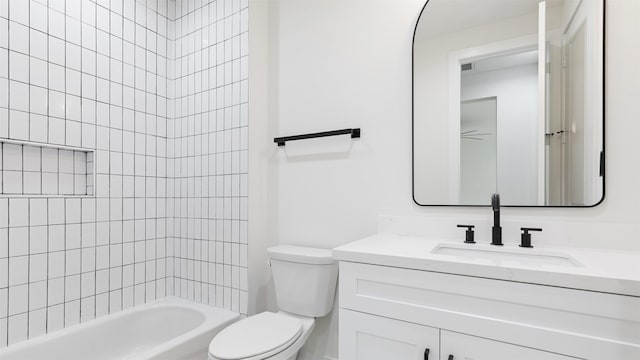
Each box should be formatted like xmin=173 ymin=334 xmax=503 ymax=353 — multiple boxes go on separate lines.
xmin=564 ymin=23 xmax=587 ymax=206
xmin=440 ymin=330 xmax=579 ymax=360
xmin=339 ymin=309 xmax=439 ymax=360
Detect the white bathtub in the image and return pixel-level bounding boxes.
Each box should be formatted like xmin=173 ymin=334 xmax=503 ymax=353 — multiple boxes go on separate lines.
xmin=0 ymin=297 xmax=239 ymax=360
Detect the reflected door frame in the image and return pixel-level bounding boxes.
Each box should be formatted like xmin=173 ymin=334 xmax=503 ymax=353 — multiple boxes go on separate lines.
xmin=447 ymin=34 xmax=538 ymax=204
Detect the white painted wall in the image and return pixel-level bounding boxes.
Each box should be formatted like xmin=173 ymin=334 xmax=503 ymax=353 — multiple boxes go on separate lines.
xmin=461 ymin=63 xmax=539 ymax=205
xmin=249 ymin=1 xmax=640 ymax=359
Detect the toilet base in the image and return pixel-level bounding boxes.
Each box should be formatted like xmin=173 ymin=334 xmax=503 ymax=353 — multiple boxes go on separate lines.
xmin=280 ymin=351 xmax=299 ymax=360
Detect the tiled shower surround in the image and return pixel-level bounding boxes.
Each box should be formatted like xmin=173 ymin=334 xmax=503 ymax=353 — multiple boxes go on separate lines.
xmin=0 ymin=0 xmax=249 ymax=347
xmin=168 ymin=0 xmax=248 ymax=311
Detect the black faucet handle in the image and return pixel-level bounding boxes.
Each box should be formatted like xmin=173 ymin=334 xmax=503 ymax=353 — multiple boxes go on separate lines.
xmin=457 ymin=225 xmax=476 ymax=244
xmin=520 ymin=227 xmax=542 ymax=248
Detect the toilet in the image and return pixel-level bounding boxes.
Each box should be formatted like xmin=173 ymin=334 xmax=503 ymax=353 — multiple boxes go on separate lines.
xmin=208 ymin=245 xmax=338 ymax=360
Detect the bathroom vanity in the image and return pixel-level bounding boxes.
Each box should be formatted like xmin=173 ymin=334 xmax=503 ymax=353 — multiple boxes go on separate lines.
xmin=333 ymin=235 xmax=640 ymax=360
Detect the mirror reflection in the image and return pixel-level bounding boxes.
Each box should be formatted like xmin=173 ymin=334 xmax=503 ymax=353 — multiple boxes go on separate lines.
xmin=413 ymin=0 xmax=604 ymax=206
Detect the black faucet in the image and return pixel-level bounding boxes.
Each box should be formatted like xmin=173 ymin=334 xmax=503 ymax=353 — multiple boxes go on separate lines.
xmin=491 ymin=193 xmax=502 ymax=246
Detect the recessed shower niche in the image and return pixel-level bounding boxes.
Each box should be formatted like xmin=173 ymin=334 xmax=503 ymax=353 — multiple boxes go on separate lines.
xmin=0 ymin=140 xmax=94 ymax=197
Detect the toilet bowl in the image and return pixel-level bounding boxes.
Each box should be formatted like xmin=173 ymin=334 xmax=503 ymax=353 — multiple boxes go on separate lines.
xmin=208 ymin=245 xmax=338 ymax=360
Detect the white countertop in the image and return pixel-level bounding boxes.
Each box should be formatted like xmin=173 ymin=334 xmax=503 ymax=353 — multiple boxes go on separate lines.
xmin=332 ymin=234 xmax=640 ymax=297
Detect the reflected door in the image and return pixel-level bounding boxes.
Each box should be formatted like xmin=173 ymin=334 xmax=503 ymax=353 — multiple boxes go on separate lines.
xmin=460 ymin=97 xmax=497 ymax=204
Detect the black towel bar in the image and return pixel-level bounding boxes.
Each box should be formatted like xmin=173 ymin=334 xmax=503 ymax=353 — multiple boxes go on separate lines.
xmin=274 ymin=128 xmax=361 ymax=146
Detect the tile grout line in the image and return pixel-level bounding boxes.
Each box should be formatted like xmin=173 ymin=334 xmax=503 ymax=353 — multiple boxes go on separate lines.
xmin=77 ymin=0 xmax=83 ymax=324
xmin=93 ymin=0 xmax=99 ymax=323
xmin=120 ymin=0 xmax=125 ymax=310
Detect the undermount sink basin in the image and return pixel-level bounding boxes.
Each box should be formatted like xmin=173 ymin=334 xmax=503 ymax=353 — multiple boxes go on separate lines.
xmin=431 ymin=244 xmax=582 ymax=268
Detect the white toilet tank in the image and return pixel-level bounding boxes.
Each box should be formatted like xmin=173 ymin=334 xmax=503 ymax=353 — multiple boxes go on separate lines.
xmin=267 ymin=245 xmax=338 ymax=318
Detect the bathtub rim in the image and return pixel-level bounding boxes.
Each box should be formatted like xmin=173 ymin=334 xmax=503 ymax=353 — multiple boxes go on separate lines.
xmin=0 ymin=296 xmax=240 ymax=358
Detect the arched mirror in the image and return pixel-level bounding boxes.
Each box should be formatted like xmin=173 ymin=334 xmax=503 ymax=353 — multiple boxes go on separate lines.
xmin=412 ymin=0 xmax=605 ymax=207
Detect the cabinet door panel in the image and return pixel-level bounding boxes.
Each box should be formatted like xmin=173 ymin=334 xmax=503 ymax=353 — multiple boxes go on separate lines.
xmin=440 ymin=330 xmax=579 ymax=360
xmin=339 ymin=309 xmax=439 ymax=360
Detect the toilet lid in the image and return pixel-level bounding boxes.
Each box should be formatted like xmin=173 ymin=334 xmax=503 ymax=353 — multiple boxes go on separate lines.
xmin=209 ymin=312 xmax=303 ymax=360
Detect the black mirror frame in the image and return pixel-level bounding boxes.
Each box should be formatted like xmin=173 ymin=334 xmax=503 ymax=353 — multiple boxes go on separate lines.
xmin=411 ymin=0 xmax=606 ymax=208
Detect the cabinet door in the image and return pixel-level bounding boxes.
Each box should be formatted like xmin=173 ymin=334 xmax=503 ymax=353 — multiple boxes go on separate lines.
xmin=440 ymin=330 xmax=579 ymax=360
xmin=339 ymin=309 xmax=439 ymax=360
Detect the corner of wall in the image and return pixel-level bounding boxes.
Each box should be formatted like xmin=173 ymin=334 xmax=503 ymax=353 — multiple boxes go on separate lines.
xmin=248 ymin=0 xmax=277 ymax=315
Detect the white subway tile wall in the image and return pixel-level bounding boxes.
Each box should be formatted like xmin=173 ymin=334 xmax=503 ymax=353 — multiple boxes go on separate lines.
xmin=167 ymin=0 xmax=249 ymax=315
xmin=0 ymin=0 xmax=179 ymax=347
xmin=0 ymin=0 xmax=249 ymax=348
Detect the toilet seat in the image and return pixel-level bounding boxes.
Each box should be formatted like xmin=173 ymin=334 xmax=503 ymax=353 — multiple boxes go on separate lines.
xmin=209 ymin=312 xmax=303 ymax=360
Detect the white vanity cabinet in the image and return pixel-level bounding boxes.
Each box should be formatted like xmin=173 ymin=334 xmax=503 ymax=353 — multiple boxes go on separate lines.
xmin=439 ymin=331 xmax=577 ymax=360
xmin=339 ymin=308 xmax=577 ymax=360
xmin=336 ymin=260 xmax=640 ymax=360
xmin=340 ymin=309 xmax=439 ymax=360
